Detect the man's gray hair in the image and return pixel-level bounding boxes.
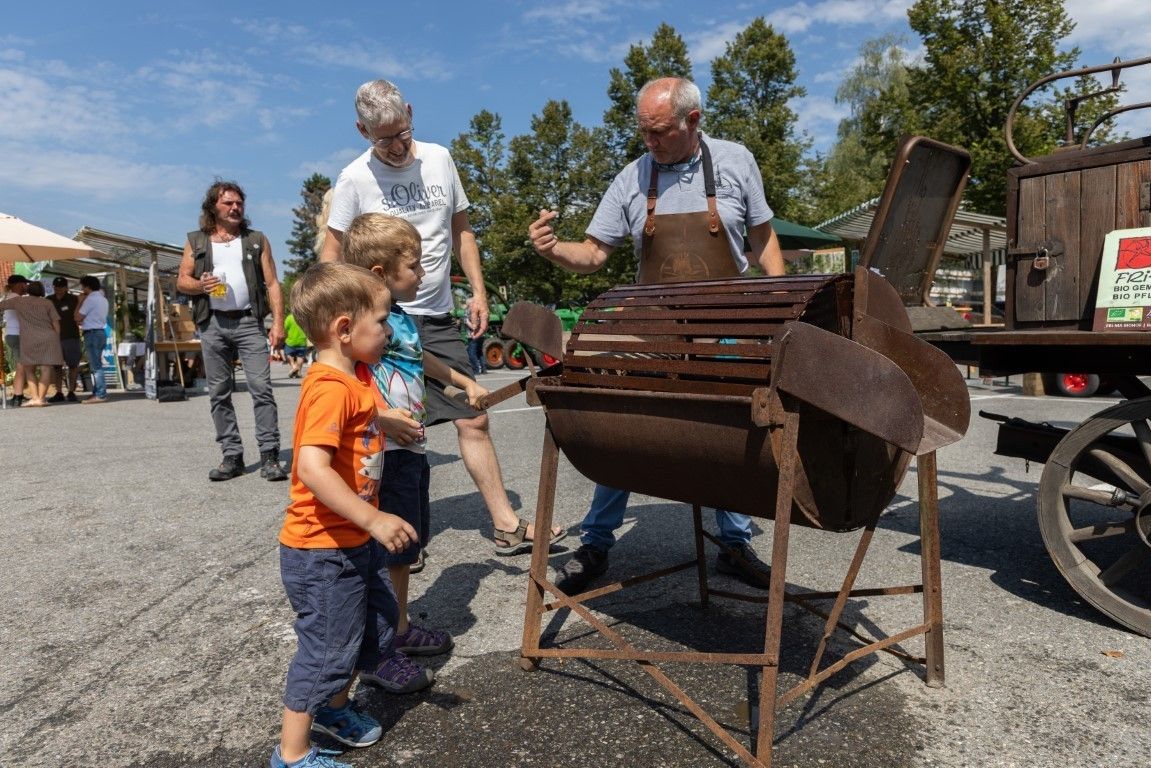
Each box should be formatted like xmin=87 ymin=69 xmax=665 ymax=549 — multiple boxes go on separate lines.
xmin=355 ymin=80 xmax=408 ymax=130
xmin=636 ymin=77 xmax=702 ymax=126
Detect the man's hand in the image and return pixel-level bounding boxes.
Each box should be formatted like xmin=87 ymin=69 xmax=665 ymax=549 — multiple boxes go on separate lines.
xmin=266 ymin=322 xmax=285 ymax=349
xmin=467 ymin=294 xmax=489 ymax=338
xmin=198 ymin=273 xmax=221 ymax=294
xmin=365 ymin=512 xmax=418 ymax=554
xmin=528 ymin=209 xmax=560 ymax=256
xmin=377 ymin=407 xmax=422 ymax=446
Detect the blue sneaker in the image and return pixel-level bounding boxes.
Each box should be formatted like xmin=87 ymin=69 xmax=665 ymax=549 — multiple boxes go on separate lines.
xmin=269 ymin=745 xmax=352 ymax=768
xmin=310 ymin=702 xmax=382 ymax=747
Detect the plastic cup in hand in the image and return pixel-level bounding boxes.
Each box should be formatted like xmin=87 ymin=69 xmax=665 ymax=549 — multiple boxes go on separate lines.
xmin=210 ymin=271 xmax=227 ymax=298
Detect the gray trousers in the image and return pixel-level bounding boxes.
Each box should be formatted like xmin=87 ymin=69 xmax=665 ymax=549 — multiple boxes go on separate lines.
xmin=200 ymin=313 xmax=280 ymax=458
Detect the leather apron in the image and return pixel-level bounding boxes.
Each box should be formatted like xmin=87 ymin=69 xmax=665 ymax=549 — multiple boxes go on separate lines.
xmin=638 ymin=137 xmax=739 ymax=285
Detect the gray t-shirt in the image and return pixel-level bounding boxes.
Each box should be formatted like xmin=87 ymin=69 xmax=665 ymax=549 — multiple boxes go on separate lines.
xmin=586 ymin=133 xmax=773 ymax=275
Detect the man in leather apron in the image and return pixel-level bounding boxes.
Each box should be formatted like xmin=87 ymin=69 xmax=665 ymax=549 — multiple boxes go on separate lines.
xmin=529 ymin=76 xmax=785 ymax=594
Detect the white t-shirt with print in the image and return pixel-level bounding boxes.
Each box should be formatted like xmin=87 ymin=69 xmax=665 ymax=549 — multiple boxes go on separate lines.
xmin=328 ymin=141 xmax=470 ymax=316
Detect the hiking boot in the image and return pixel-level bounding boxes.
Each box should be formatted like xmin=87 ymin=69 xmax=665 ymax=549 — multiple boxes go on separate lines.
xmin=716 ymin=543 xmax=772 ymax=589
xmin=208 ymin=454 xmax=244 ymax=481
xmin=359 ymin=652 xmax=434 ymax=694
xmin=260 ymin=449 xmax=288 ymax=481
xmin=394 ymin=622 xmax=452 ymax=656
xmin=269 ymin=745 xmax=352 ymax=768
xmin=554 ymin=544 xmax=609 ymax=595
xmin=48 ymin=392 xmax=66 ymax=403
xmin=310 ymin=701 xmax=382 ymax=748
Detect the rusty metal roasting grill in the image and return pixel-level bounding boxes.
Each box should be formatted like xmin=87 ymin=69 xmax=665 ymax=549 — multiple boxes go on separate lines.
xmin=488 ymin=136 xmax=975 ymax=768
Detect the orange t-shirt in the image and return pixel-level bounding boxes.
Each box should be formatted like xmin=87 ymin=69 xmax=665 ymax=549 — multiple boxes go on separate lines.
xmin=279 ymin=362 xmax=385 ymax=549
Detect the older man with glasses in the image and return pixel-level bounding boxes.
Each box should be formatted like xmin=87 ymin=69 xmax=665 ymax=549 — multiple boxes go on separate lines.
xmin=320 ymin=79 xmax=565 ymax=557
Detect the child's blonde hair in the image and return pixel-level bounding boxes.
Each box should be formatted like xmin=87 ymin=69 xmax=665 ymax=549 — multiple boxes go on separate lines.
xmin=290 ymin=262 xmax=389 ymax=343
xmin=342 ymin=213 xmax=421 ymax=275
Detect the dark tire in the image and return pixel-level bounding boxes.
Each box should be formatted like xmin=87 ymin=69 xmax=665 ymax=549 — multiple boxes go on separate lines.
xmin=505 ymin=341 xmax=528 ymax=370
xmin=483 ymin=339 xmax=506 ymax=370
xmin=1036 ymin=397 xmax=1151 ymax=637
xmin=1049 ymin=372 xmax=1101 ymax=397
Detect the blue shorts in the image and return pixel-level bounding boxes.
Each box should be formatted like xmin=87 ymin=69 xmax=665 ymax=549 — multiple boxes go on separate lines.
xmin=378 ymin=449 xmax=430 ymax=566
xmin=279 ymin=542 xmax=398 ymax=714
xmin=283 ymin=344 xmax=308 ymax=359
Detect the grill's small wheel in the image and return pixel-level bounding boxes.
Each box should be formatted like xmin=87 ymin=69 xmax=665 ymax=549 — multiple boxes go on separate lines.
xmin=1037 ymin=396 xmax=1151 ymax=636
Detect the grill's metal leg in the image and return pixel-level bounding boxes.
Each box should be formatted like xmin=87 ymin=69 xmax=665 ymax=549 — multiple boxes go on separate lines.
xmin=756 ymin=403 xmax=801 ymax=767
xmin=520 ymin=423 xmax=561 ymax=672
xmin=692 ymin=504 xmax=710 ymax=608
xmin=917 ymin=450 xmax=945 ymax=687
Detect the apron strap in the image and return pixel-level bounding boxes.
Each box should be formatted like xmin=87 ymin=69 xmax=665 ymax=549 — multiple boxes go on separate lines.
xmin=642 ymin=137 xmax=719 ymax=237
xmin=643 ymin=160 xmax=659 ymax=237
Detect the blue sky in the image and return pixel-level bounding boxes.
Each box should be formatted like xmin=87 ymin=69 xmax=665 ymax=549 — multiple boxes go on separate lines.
xmin=1 ymin=0 xmax=1148 ymax=269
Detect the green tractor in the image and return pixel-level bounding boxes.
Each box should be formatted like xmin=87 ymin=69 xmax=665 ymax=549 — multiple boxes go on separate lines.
xmin=450 ymin=276 xmax=582 ymax=370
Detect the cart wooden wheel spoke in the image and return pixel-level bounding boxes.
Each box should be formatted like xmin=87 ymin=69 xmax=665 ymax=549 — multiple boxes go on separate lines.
xmin=1038 ymin=397 xmax=1151 ymax=637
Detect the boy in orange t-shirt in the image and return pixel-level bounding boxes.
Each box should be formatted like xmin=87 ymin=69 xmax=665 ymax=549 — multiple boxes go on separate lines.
xmin=272 ymin=262 xmax=423 ymax=768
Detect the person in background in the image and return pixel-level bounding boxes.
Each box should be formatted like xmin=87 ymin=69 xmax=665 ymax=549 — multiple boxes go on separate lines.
xmin=528 ymin=76 xmax=785 ymax=594
xmin=3 ymin=274 xmax=29 ymax=406
xmin=75 ymin=275 xmax=110 ymax=404
xmin=176 ymin=180 xmax=288 ymax=482
xmin=0 ymin=279 xmax=64 ymax=407
xmin=48 ymin=276 xmax=81 ymax=403
xmin=282 ymin=312 xmax=310 ymax=379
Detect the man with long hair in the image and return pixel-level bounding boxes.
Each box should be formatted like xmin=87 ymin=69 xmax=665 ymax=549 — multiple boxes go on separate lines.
xmin=177 ymin=180 xmax=288 ymax=481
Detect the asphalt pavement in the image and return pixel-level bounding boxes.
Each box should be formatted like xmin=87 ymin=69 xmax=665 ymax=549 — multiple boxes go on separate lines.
xmin=1 ymin=365 xmax=1147 ymax=767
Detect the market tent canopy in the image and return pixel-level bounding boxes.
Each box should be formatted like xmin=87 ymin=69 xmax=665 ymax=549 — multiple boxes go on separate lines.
xmin=54 ymin=227 xmax=186 ymax=293
xmin=0 ymin=213 xmax=102 ymax=263
xmin=770 ymin=218 xmax=842 ymax=250
xmin=817 ymin=198 xmax=1009 ymax=267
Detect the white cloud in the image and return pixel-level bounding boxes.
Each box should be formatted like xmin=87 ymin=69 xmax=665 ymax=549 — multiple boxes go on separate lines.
xmin=0 ymin=67 xmax=128 ymax=144
xmin=291 ymin=148 xmax=364 ymax=182
xmin=1065 ymin=0 xmax=1151 ymax=55
xmin=792 ymin=94 xmax=849 ymax=152
xmin=0 ymin=143 xmax=201 ymax=202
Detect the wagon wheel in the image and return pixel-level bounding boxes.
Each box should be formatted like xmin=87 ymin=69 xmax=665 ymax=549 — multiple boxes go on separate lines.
xmin=1037 ymin=396 xmax=1151 ymax=637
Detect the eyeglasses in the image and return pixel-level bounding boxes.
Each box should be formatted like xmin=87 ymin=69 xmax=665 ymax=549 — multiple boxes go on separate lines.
xmin=369 ymin=127 xmax=413 ymax=148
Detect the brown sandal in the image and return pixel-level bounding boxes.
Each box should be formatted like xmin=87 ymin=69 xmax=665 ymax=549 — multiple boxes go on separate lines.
xmin=493 ymin=517 xmax=568 ymax=556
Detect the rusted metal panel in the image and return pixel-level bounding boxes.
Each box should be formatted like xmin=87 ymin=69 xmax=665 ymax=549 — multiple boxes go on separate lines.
xmin=858 ymin=136 xmax=971 ymax=305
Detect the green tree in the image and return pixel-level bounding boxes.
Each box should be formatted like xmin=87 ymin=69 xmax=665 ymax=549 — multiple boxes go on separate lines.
xmin=706 ymin=17 xmax=810 ymax=220
xmin=801 ymin=34 xmax=917 ymax=223
xmin=451 ymin=110 xmax=509 ymax=244
xmin=602 ymin=23 xmax=693 ymax=165
xmin=497 ymin=101 xmax=622 ymax=304
xmin=906 ymin=0 xmax=1079 ymax=214
xmin=283 ymin=172 xmax=331 ymax=278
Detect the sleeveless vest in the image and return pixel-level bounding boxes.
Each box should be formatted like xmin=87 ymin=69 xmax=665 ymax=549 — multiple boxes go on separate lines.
xmin=185 ymin=229 xmax=269 ymax=327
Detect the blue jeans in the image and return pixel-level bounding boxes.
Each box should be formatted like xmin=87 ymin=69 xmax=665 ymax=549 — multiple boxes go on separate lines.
xmin=579 ymin=483 xmax=753 ymax=552
xmin=82 ymin=329 xmax=107 ymax=398
xmin=280 ymin=542 xmax=398 ymax=714
xmin=466 ymin=335 xmax=485 ymax=375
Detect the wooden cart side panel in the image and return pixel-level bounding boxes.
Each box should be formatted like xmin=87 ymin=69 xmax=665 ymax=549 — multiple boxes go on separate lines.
xmin=1042 ymin=170 xmax=1082 ymax=322
xmin=1117 ymin=159 xmax=1151 ymax=228
xmin=1079 ymin=165 xmax=1117 ymax=325
xmin=1014 ymin=175 xmax=1047 ymax=322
